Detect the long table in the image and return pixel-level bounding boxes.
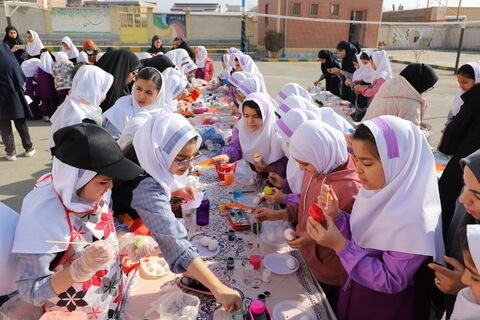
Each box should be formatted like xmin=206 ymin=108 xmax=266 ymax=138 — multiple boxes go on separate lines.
xmin=122 ymin=162 xmax=336 ymax=320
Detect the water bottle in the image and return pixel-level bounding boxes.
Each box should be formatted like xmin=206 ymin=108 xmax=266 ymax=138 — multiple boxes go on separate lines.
xmin=196 ymin=193 xmax=210 ymax=226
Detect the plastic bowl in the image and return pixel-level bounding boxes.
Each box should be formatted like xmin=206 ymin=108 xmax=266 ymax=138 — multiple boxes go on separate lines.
xmin=157 ymin=292 xmax=200 ymax=320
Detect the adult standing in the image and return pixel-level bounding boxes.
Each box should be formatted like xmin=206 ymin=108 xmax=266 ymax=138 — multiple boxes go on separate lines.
xmin=2 ymin=26 xmax=26 ymax=64
xmin=0 ymin=44 xmax=35 ymax=161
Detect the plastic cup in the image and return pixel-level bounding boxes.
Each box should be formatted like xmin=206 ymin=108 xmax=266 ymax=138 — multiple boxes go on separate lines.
xmin=224 ymin=173 xmax=233 ymax=185
xmin=249 ymin=254 xmax=262 ymax=270
xmin=233 ymin=188 xmax=243 ymax=201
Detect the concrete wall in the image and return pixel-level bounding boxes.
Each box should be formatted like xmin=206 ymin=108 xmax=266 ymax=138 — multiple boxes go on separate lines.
xmin=190 ymin=14 xmax=241 ymax=40
xmin=0 ymin=6 xmax=47 ymax=34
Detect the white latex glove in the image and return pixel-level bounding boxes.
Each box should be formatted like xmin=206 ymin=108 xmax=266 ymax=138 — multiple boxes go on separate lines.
xmin=119 ymin=233 xmax=159 ymax=262
xmin=69 ymin=240 xmax=116 ymax=282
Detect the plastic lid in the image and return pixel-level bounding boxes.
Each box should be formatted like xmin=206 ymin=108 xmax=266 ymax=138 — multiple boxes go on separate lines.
xmin=245 ymin=263 xmax=254 ymax=271
xmin=253 ymin=153 xmax=260 ymax=158
xmin=250 ymin=300 xmax=266 ymax=315
xmin=309 ymin=203 xmax=325 ymax=221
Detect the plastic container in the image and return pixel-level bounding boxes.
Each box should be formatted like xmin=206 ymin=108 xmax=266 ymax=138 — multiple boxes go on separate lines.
xmin=241 ymin=263 xmax=254 ymax=288
xmin=248 ymin=300 xmax=272 ymax=320
xmin=309 ymin=204 xmax=325 ymax=221
xmin=253 ymin=153 xmax=262 ymax=164
xmin=216 ymin=162 xmax=237 ymax=181
xmin=223 ymin=172 xmax=234 ymax=185
xmin=156 ymin=291 xmax=200 ymax=320
xmin=249 ymin=255 xmax=262 ymax=270
xmin=196 ymin=193 xmax=210 ymax=226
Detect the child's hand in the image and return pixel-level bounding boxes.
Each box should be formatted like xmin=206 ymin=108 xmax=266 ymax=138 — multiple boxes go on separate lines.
xmin=253 ymin=157 xmax=269 ymax=173
xmin=317 ymin=184 xmax=340 ymax=219
xmin=306 ymin=216 xmax=347 ymax=252
xmin=268 ymin=172 xmax=285 ymax=188
xmin=429 ymin=256 xmax=466 ymax=295
xmin=254 ymin=208 xmax=284 ymax=222
xmin=211 ymin=155 xmax=230 ymax=166
xmin=264 ymin=188 xmax=284 ymax=205
xmin=354 ymin=85 xmax=366 ymax=94
xmin=174 ymin=186 xmax=198 ymax=200
xmin=286 ymin=231 xmax=315 ymax=249
xmin=345 ymin=79 xmax=352 ymax=86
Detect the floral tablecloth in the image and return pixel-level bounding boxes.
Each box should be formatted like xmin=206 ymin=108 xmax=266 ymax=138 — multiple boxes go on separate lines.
xmin=122 ymin=164 xmax=336 ymax=320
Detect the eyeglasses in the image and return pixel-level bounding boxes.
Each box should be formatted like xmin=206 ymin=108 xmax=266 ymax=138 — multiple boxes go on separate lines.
xmin=175 ymin=152 xmax=201 ymax=168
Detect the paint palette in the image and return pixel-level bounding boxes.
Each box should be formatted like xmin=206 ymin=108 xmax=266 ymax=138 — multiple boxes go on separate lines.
xmin=139 ymin=256 xmax=170 ymax=279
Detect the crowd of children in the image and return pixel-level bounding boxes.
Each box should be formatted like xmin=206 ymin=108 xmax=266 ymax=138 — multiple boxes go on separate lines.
xmin=1 ymin=29 xmax=480 ymax=320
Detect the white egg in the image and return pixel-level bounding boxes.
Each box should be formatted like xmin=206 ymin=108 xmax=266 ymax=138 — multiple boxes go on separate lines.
xmin=299 ymin=316 xmax=311 ymax=320
xmin=199 ymin=236 xmax=211 ymax=247
xmin=284 ymin=228 xmax=295 ymax=241
xmin=208 ymin=239 xmax=218 ymax=251
xmin=249 ymin=177 xmax=256 ymax=184
xmin=181 ymin=306 xmax=196 ymax=317
xmin=286 ymin=257 xmax=296 ymax=270
xmin=253 ymin=196 xmax=261 ymax=205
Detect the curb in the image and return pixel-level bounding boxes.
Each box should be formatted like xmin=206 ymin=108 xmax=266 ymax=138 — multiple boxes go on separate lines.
xmin=255 ymin=57 xmax=319 ymax=62
xmin=390 ymin=59 xmax=456 ymax=72
xmin=44 ymin=46 xmax=227 ymax=54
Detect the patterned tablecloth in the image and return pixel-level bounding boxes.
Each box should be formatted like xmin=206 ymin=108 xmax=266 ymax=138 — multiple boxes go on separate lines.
xmin=122 ymin=164 xmax=336 ymax=320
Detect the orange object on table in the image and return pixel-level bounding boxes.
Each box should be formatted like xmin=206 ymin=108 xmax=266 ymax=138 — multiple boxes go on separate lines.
xmin=196 ymin=158 xmax=215 ymax=168
xmin=185 ymin=88 xmax=202 ymax=102
xmin=435 ymin=163 xmax=446 ymax=172
xmin=224 ymin=173 xmax=233 ymax=185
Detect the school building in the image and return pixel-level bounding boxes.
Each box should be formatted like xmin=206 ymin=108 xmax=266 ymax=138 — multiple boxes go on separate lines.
xmin=257 ymin=0 xmax=383 ymax=57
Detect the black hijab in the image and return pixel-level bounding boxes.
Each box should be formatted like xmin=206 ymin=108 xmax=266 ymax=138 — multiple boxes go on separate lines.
xmin=461 ymin=149 xmax=480 ymax=183
xmin=147 ymin=35 xmax=166 ymax=55
xmin=96 ymin=49 xmax=141 ymax=111
xmin=0 ymin=43 xmax=25 ymax=91
xmin=400 ymin=63 xmax=438 ymax=94
xmin=336 ymin=40 xmax=358 ymax=73
xmin=2 ymin=26 xmax=24 ymax=49
xmin=174 ymin=37 xmax=195 ymax=60
xmin=141 ymin=54 xmax=175 ymax=72
xmin=318 ymin=49 xmax=340 ymax=75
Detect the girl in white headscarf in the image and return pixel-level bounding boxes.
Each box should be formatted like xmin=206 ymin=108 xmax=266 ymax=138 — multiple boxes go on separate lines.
xmin=183 ymin=60 xmax=197 ymax=79
xmin=165 ymin=48 xmax=191 ymax=71
xmin=306 ymin=115 xmax=444 ymax=320
xmin=25 ymin=30 xmax=44 ymax=58
xmin=233 ymin=53 xmax=268 ymax=94
xmin=52 ymin=52 xmax=74 ymax=105
xmin=450 ymin=225 xmax=480 ymax=320
xmin=77 ymin=51 xmax=89 ymax=63
xmin=128 ymin=113 xmax=242 ymax=312
xmin=61 ymin=36 xmax=79 ymax=63
xmin=48 ymin=65 xmax=113 ymax=150
xmin=354 ymin=50 xmax=392 ymax=99
xmin=103 ymin=67 xmax=165 ymax=140
xmin=36 ymin=51 xmax=58 ymax=121
xmin=21 ymin=58 xmax=41 ymax=117
xmin=162 ymin=67 xmax=189 ymax=113
xmin=277 ymin=83 xmax=314 ymax=104
xmin=211 ymin=92 xmax=287 ymax=178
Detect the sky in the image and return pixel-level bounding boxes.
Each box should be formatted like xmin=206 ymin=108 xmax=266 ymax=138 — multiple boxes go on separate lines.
xmin=382 ymin=0 xmax=480 ymax=11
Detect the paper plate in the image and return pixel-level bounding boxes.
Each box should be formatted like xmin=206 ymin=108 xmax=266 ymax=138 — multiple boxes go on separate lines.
xmin=263 ymin=253 xmax=299 ymax=275
xmin=272 ymin=300 xmax=316 ymax=320
xmin=236 ymin=194 xmax=258 ymax=207
xmin=192 ymin=239 xmax=220 ymax=258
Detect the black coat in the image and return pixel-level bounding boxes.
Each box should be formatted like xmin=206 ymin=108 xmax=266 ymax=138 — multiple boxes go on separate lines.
xmin=0 ymin=44 xmax=32 ymax=120
xmin=439 ymin=84 xmax=480 ymax=233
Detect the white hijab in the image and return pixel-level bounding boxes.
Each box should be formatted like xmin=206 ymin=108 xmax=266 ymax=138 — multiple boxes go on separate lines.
xmin=39 ymin=51 xmax=54 ymax=75
xmin=236 ymin=77 xmax=263 ymax=96
xmin=238 ymin=92 xmax=284 ymax=165
xmin=61 ymin=36 xmax=79 ymax=60
xmin=103 ymin=69 xmax=166 ymax=138
xmin=48 ymin=65 xmax=114 ymax=149
xmin=21 ymin=58 xmax=40 ymax=78
xmin=450 ymin=224 xmax=480 ymax=319
xmin=77 ymin=51 xmax=89 ymax=63
xmin=289 ymin=120 xmax=348 ymax=175
xmin=0 ymin=203 xmax=20 ymax=295
xmin=350 ymin=116 xmax=444 ymax=261
xmin=12 ymin=158 xmax=98 ymax=255
xmin=140 ymin=52 xmax=152 ymax=60
xmin=355 ymin=50 xmax=376 ymax=84
xmin=318 ymin=107 xmax=354 ymax=134
xmin=222 ymin=53 xmax=231 ymax=69
xmin=166 ymin=49 xmax=191 ymax=70
xmin=228 ymin=71 xmax=252 ymax=87
xmin=25 ymin=30 xmax=44 ymax=57
xmin=275 ymin=110 xmax=320 ymax=194
xmin=96 ymin=52 xmax=105 ymax=62
xmin=234 ymin=54 xmax=267 ymax=93
xmin=133 ymin=113 xmax=201 ymax=197
xmin=277 ymin=83 xmax=314 ymax=104
xmin=162 ymin=67 xmax=188 ymax=113
xmin=54 ymin=51 xmax=70 ymax=62
xmin=371 ymin=50 xmax=393 ymax=81
xmin=451 ymin=61 xmax=480 ymax=116
xmin=276 ymin=95 xmax=318 ymax=118
xmin=196 ymin=46 xmax=207 ymax=68
xmin=183 ymin=60 xmax=197 ymax=74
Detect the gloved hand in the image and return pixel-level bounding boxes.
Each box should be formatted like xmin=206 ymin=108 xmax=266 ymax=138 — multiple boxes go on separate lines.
xmin=118 ymin=233 xmax=158 ymax=262
xmin=69 ymin=240 xmax=116 ymax=282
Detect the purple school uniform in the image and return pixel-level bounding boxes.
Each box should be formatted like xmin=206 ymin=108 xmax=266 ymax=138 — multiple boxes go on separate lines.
xmin=35 ymin=68 xmax=58 ymax=117
xmin=334 ymin=211 xmax=433 ymax=320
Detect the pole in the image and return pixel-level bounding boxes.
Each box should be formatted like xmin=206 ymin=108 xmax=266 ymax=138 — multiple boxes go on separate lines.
xmin=283 ymin=0 xmax=288 ymax=57
xmin=456 ymin=0 xmax=462 ymax=21
xmin=454 ymin=0 xmax=463 ymax=74
xmin=241 ymin=0 xmax=246 ymax=52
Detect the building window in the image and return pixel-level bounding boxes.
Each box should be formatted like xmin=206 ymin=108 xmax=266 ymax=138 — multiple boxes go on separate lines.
xmin=331 ymin=4 xmax=339 ymax=17
xmin=310 ymin=4 xmax=318 ymax=16
xmin=292 ymin=3 xmax=300 ymax=16
xmin=265 ymin=4 xmax=269 ymax=24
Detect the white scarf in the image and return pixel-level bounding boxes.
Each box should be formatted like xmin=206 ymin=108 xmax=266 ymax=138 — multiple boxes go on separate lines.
xmin=451 ymin=288 xmax=480 ymax=320
xmin=228 ymin=71 xmax=252 ymax=87
xmin=222 ymin=53 xmax=231 ymax=69
xmin=236 ymin=77 xmax=263 ymax=96
xmin=12 ymin=158 xmax=99 ymax=254
xmin=54 ymin=51 xmax=70 ymax=62
xmin=196 ymin=46 xmax=207 ymax=68
xmin=166 ymin=49 xmax=191 ymax=70
xmin=21 ymin=58 xmax=40 ymax=78
xmin=371 ymin=50 xmax=393 ymax=81
xmin=234 ymin=53 xmax=267 ymax=94
xmin=318 ymin=107 xmax=353 ymax=134
xmin=132 ymin=113 xmax=201 ymax=197
xmin=61 ymin=36 xmax=79 ymax=60
xmin=353 ymin=50 xmax=375 ymax=83
xmin=275 ymin=109 xmax=320 ymax=194
xmin=350 ymin=116 xmax=444 ymax=261
xmin=238 ymin=92 xmax=285 ymax=165
xmin=451 ymin=61 xmax=480 ymax=116
xmin=183 ymin=60 xmax=197 ymax=74
xmin=289 ymin=120 xmax=348 ymax=175
xmin=39 ymin=51 xmax=54 ymax=75
xmin=103 ymin=71 xmax=166 ymax=137
xmin=0 ymin=203 xmax=20 ymax=295
xmin=78 ymin=51 xmax=89 ymax=63
xmin=25 ymin=30 xmax=44 ymax=57
xmin=139 ymin=52 xmax=152 ymax=60
xmin=162 ymin=67 xmax=188 ymax=113
xmin=48 ymin=65 xmax=113 ymax=149
xmin=277 ymin=83 xmax=314 ymax=104
xmin=276 ymin=95 xmax=316 ymax=118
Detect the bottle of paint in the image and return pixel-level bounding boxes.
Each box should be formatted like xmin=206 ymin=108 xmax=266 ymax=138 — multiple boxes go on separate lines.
xmin=196 ymin=193 xmax=210 ymax=226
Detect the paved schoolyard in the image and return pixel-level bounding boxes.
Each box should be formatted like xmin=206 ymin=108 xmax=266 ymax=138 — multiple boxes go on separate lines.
xmin=0 ymin=61 xmax=459 ymax=212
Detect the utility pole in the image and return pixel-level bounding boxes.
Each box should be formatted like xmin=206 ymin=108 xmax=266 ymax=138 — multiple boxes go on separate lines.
xmin=241 ymin=0 xmax=247 ymax=52
xmin=454 ymin=0 xmax=464 ymax=74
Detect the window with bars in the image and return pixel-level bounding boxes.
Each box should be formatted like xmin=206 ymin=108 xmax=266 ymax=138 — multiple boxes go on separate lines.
xmin=310 ymin=4 xmax=318 ymax=16
xmin=331 ymin=4 xmax=339 ymax=17
xmin=265 ymin=4 xmax=269 ymax=24
xmin=292 ymin=3 xmax=300 ymax=16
